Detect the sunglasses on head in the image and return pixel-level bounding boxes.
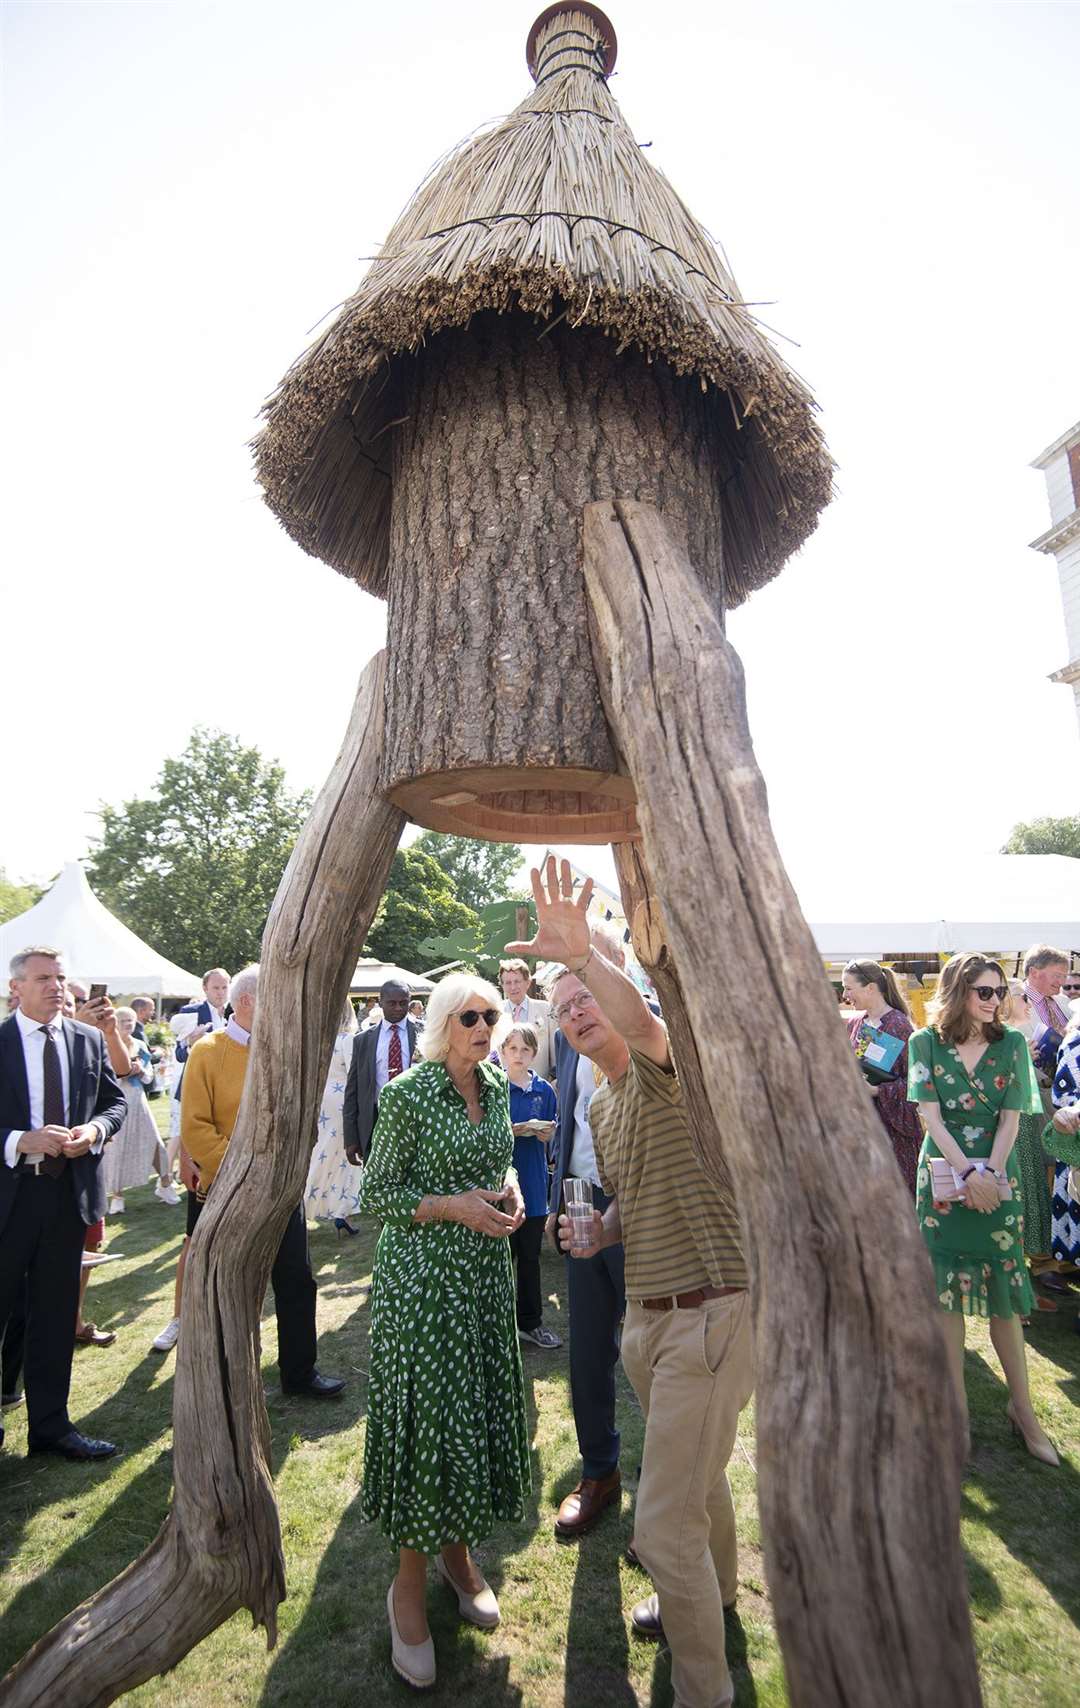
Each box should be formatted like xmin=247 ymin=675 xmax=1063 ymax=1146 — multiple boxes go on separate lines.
xmin=971 ymin=984 xmax=1007 ymax=1003
xmin=457 ymin=1008 xmax=500 ymax=1029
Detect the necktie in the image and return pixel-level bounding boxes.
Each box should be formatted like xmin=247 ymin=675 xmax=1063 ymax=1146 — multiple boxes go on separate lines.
xmin=387 ymin=1024 xmax=403 ymax=1079
xmin=39 ymin=1025 xmax=68 ymax=1176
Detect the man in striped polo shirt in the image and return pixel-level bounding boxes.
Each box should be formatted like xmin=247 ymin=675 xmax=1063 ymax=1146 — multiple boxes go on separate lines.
xmin=509 ymin=857 xmax=751 ymax=1708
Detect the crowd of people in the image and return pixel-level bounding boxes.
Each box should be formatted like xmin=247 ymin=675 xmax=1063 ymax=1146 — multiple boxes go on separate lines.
xmin=2 ymin=862 xmax=1079 ymax=1706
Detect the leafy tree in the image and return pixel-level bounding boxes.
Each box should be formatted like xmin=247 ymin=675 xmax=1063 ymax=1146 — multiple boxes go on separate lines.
xmin=412 ymin=832 xmax=526 ymax=914
xmin=87 ymin=728 xmax=311 ymax=973
xmin=0 ymin=869 xmax=43 ymax=926
xmin=1002 ymin=816 xmax=1080 ymax=859
xmin=418 ymin=897 xmax=538 ymax=982
xmin=365 ymin=846 xmax=482 ymax=972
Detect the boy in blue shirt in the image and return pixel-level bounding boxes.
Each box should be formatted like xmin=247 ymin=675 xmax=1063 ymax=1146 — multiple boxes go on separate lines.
xmin=502 ymin=1025 xmax=561 ymax=1349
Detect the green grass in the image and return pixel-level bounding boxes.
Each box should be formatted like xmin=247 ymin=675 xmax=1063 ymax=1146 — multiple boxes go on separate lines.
xmin=1 ymin=1158 xmax=1079 ymax=1705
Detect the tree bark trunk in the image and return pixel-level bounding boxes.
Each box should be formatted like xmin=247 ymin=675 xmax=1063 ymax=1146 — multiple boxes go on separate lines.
xmin=584 ymin=500 xmax=982 ymax=1708
xmin=1 ymin=653 xmax=404 ymax=1708
xmin=380 ymin=313 xmax=727 ymax=842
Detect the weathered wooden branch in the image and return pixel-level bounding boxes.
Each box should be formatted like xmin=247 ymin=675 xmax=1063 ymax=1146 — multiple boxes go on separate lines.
xmin=1 ymin=652 xmax=404 ymax=1708
xmin=584 ymin=500 xmax=981 ymax=1708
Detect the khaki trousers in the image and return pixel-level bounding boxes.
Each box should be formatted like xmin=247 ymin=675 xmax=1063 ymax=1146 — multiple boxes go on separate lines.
xmin=621 ymin=1292 xmax=753 ymax=1708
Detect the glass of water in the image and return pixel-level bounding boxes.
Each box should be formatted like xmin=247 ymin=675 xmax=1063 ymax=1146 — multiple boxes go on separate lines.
xmin=562 ymin=1177 xmax=595 ymax=1253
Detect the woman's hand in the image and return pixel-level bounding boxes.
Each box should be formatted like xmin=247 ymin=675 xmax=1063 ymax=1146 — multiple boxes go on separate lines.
xmin=448 ymin=1188 xmax=519 ymax=1238
xmin=963 ymin=1171 xmax=1000 ymax=1214
xmin=1052 ymin=1105 xmax=1080 ymax=1137
xmin=501 ymin=1178 xmax=526 ymax=1229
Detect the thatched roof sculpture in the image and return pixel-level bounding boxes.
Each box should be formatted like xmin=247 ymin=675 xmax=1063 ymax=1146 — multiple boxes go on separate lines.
xmin=255 ymin=4 xmax=831 ymax=607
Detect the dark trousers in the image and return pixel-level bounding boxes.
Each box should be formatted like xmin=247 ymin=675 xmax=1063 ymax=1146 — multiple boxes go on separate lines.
xmin=189 ymin=1196 xmax=317 ymax=1387
xmin=510 ymin=1215 xmax=547 ymax=1332
xmin=1 ymin=1283 xmax=27 ymax=1396
xmin=566 ymin=1186 xmax=625 ymax=1480
xmin=0 ymin=1172 xmax=84 ymax=1443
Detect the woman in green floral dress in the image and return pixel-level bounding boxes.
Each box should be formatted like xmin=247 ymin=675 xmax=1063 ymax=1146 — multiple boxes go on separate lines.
xmin=358 ymin=973 xmax=531 ymax=1691
xmin=909 ymin=952 xmax=1058 ymax=1465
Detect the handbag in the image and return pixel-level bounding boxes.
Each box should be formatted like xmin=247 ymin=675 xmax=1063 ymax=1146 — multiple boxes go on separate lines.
xmin=928 ymin=1156 xmax=1012 ymax=1208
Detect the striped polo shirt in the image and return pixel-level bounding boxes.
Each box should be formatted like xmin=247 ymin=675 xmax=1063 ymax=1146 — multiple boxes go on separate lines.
xmin=589 ymin=1044 xmax=747 ymax=1298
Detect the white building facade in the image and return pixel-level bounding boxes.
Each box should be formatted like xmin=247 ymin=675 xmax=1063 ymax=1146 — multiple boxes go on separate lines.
xmin=1031 ymin=419 xmax=1080 ymax=730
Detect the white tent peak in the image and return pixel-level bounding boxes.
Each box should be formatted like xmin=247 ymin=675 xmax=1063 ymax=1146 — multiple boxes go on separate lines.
xmin=0 ymin=862 xmax=202 ymax=998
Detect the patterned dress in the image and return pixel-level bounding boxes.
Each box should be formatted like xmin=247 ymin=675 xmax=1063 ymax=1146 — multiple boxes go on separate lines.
xmin=908 ymin=1025 xmax=1042 ymax=1319
xmin=1050 ymin=1033 xmax=1080 ymax=1264
xmin=846 ymin=1007 xmax=922 ymax=1192
xmin=304 ymin=1028 xmax=362 ymax=1222
xmin=358 ymin=1057 xmax=530 ymax=1554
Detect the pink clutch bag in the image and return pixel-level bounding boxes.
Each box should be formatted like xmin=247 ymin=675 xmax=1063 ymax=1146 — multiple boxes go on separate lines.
xmin=928 ymin=1157 xmax=1012 ymax=1208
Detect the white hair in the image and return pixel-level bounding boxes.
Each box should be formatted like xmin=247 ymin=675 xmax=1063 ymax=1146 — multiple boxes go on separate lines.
xmin=10 ymin=946 xmax=64 ymax=980
xmin=229 ymin=964 xmax=259 ymax=1008
xmin=113 ymin=1005 xmax=137 ymax=1028
xmin=340 ymin=998 xmax=359 ymax=1036
xmin=418 ymin=973 xmax=508 ymax=1064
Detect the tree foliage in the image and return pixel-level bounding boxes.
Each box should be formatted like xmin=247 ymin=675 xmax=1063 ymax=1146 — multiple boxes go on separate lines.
xmin=0 ymin=869 xmax=43 ymax=926
xmin=412 ymin=832 xmax=525 ymax=914
xmin=364 ymin=846 xmax=482 ymax=972
xmin=87 ymin=728 xmax=311 ymax=974
xmin=1002 ymin=815 xmax=1080 ymax=860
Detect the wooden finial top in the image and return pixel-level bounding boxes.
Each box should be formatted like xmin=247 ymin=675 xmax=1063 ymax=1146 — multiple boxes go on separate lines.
xmin=526 ymin=4 xmax=618 ymax=81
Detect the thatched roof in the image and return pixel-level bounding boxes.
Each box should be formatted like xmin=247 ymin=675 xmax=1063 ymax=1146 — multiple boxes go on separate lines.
xmin=255 ymin=4 xmax=832 ymax=606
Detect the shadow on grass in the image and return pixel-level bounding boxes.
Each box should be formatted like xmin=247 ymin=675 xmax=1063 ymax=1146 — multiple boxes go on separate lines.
xmin=963 ymin=1343 xmax=1080 ymax=1630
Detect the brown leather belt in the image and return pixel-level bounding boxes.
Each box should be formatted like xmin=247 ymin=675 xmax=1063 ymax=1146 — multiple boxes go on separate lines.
xmin=637 ymin=1284 xmax=744 ymax=1312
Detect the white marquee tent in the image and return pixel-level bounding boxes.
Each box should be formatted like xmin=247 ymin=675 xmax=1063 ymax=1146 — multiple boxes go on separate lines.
xmin=796 ymin=853 xmax=1080 ymax=959
xmin=0 ymin=863 xmax=202 ymax=998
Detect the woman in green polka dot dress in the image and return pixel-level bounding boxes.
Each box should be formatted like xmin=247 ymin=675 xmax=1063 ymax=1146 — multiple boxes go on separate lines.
xmin=908 ymin=952 xmax=1058 ymax=1466
xmin=358 ymin=973 xmax=531 ymax=1691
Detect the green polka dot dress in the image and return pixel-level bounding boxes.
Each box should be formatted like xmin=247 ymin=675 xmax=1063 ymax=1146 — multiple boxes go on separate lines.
xmin=358 ymin=1057 xmax=531 ymax=1554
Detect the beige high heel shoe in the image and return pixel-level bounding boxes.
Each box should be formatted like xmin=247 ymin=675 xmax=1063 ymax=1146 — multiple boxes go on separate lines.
xmin=1006 ymin=1400 xmax=1060 ymax=1467
xmin=435 ymin=1553 xmax=500 ymax=1628
xmin=387 ymin=1579 xmax=436 ymax=1690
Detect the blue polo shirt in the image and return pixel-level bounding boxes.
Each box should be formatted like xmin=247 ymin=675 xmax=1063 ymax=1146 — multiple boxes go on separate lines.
xmin=508 ymin=1071 xmax=558 ymax=1218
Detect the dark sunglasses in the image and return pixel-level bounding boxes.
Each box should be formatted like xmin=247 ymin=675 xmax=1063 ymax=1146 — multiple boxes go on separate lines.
xmin=457 ymin=1008 xmax=500 ymax=1029
xmin=971 ymin=984 xmax=1007 ymax=1003
xmin=1062 ymin=982 xmax=1080 ymax=992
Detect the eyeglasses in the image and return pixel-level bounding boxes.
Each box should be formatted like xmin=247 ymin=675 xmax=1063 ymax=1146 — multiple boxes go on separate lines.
xmin=457 ymin=1008 xmax=500 ymax=1029
xmin=554 ymin=990 xmax=598 ymax=1025
xmin=971 ymin=985 xmax=1008 ymax=1003
xmin=1062 ymin=983 xmax=1080 ymax=993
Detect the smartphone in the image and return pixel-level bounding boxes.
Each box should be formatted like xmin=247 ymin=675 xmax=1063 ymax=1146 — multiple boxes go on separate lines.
xmin=89 ymin=983 xmax=108 ymax=1003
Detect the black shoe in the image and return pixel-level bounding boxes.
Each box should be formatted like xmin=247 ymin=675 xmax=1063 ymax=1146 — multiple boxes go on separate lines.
xmin=333 ymin=1218 xmax=359 ymax=1237
xmin=631 ymin=1594 xmax=664 ymax=1640
xmin=282 ymin=1371 xmax=346 ymax=1399
xmin=1 ymin=1391 xmax=23 ymax=1409
xmin=28 ymin=1429 xmax=118 ymax=1461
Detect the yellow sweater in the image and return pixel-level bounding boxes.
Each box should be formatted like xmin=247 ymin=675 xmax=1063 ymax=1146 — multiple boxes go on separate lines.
xmin=180 ymin=1031 xmax=249 ymax=1190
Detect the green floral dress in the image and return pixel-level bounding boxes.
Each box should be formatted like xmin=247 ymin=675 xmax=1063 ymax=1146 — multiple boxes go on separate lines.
xmin=358 ymin=1057 xmax=531 ymax=1554
xmin=908 ymin=1025 xmax=1042 ymax=1319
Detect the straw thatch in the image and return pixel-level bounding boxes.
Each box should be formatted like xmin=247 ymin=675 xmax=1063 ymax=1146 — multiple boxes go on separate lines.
xmin=255 ymin=5 xmax=832 ymax=606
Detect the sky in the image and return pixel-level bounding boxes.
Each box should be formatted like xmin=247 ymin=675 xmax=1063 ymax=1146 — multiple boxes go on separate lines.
xmin=3 ymin=0 xmax=1078 ymax=912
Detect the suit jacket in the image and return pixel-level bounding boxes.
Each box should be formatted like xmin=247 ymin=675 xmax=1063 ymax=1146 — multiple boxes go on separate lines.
xmin=549 ymin=1027 xmax=581 ymax=1215
xmin=501 ymin=996 xmax=556 ymax=1081
xmin=0 ymin=1014 xmax=126 ymax=1235
xmin=342 ymin=1019 xmax=420 ymax=1161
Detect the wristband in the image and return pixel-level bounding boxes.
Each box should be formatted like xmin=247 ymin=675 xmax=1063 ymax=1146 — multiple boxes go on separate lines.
xmin=960 ymin=1166 xmax=976 ymax=1181
xmin=566 ymin=946 xmax=594 ymax=976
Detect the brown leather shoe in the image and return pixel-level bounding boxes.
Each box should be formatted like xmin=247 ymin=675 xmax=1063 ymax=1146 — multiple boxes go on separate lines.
xmin=554 ymin=1470 xmax=621 ymax=1539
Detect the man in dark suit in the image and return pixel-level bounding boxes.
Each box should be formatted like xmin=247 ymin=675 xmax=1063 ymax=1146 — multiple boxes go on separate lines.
xmin=0 ymin=946 xmax=126 ymax=1460
xmin=343 ymin=980 xmax=419 ymax=1165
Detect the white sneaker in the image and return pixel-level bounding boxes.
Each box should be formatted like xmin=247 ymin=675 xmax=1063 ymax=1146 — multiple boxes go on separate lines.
xmin=155 ymin=1182 xmax=181 ymax=1206
xmin=152 ymin=1316 xmax=180 ymax=1353
xmin=108 ymin=1196 xmax=124 ymax=1216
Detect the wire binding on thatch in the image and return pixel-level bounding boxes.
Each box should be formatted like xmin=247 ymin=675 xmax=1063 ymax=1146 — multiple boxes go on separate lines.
xmin=254 ymin=5 xmax=833 ymax=605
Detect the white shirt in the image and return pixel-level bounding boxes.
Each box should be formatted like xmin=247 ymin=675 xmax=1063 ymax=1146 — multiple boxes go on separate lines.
xmin=225 ymin=1017 xmax=250 ymax=1046
xmin=374 ymin=1019 xmax=412 ymax=1093
xmin=3 ymin=1009 xmax=106 ymax=1170
xmin=567 ymin=1054 xmax=602 ymax=1186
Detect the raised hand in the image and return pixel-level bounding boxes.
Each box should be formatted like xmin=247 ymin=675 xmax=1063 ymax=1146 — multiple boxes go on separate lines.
xmin=503 ymin=855 xmax=593 ymax=968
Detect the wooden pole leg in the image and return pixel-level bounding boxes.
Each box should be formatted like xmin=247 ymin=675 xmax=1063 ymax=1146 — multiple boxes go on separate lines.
xmin=585 ymin=501 xmax=981 ymax=1708
xmin=2 ymin=652 xmax=404 ymax=1708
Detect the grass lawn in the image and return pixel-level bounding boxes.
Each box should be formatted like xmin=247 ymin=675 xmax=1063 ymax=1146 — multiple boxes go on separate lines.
xmin=0 ymin=1155 xmax=1078 ymax=1705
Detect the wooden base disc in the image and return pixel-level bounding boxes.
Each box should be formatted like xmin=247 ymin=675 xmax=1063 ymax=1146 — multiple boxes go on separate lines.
xmin=386 ymin=766 xmax=639 ymax=845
